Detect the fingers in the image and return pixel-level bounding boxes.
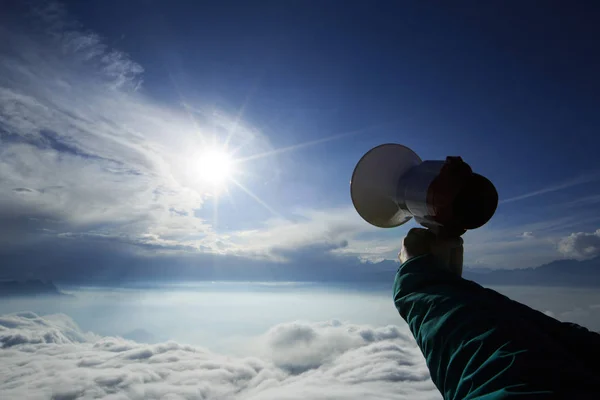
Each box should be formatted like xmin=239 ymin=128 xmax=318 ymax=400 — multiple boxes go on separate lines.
xmin=400 ymin=228 xmax=436 ymax=263
xmin=404 ymin=228 xmax=436 ymax=254
xmin=399 ymin=228 xmax=465 ymax=274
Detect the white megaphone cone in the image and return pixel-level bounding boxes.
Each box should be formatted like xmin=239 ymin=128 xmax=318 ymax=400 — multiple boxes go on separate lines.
xmin=350 ymin=144 xmax=422 ymax=228
xmin=350 ymin=144 xmax=498 ymax=237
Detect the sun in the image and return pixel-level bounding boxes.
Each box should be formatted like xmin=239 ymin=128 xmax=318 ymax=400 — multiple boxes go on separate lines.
xmin=195 ymin=148 xmax=234 ymax=186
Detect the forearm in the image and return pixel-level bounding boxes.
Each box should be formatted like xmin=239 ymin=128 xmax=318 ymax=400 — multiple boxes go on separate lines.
xmin=393 ymin=255 xmax=600 ymax=399
xmin=393 ymin=255 xmax=515 ymax=398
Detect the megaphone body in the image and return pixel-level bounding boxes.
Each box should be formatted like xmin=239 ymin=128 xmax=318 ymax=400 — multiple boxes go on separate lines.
xmin=350 ymin=144 xmax=498 ymax=237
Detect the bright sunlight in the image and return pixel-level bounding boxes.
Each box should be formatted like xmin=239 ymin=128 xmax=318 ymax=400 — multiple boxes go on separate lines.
xmin=196 ymin=148 xmax=234 ymax=186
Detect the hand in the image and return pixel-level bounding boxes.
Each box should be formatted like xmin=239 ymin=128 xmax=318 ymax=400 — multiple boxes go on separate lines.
xmin=398 ymin=228 xmax=464 ymax=276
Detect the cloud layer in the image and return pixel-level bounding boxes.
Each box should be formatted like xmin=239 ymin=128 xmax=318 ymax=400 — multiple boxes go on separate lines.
xmin=0 ymin=312 xmax=439 ymax=399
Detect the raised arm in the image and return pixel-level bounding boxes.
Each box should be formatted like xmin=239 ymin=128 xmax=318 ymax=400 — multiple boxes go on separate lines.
xmin=393 ymin=229 xmax=600 ymax=399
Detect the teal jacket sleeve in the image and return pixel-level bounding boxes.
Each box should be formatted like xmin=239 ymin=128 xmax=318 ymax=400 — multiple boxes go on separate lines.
xmin=393 ymin=255 xmax=600 ymax=399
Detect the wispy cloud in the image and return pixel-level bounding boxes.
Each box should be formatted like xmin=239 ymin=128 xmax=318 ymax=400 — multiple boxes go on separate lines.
xmin=457 ymin=215 xmax=595 ymax=268
xmin=0 ymin=3 xmax=275 ymax=253
xmin=556 ymin=193 xmax=600 ymax=209
xmin=1 ymin=3 xmax=385 ymax=266
xmin=227 ymin=207 xmax=381 ymax=260
xmin=228 ymin=206 xmax=598 ymax=268
xmin=518 ymin=231 xmax=534 ymax=239
xmin=500 ymin=172 xmax=600 ymax=204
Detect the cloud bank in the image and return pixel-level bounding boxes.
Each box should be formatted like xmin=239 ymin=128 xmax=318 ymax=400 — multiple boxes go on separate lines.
xmin=0 ymin=312 xmax=439 ymax=399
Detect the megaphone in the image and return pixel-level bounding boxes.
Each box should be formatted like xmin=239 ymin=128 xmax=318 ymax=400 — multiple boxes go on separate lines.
xmin=350 ymin=144 xmax=498 ymax=236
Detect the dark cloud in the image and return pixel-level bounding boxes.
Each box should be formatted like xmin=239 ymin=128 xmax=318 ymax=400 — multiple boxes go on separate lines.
xmin=11 ymin=187 xmax=34 ymax=193
xmin=0 ymin=312 xmax=438 ymax=399
xmin=2 ymin=129 xmax=111 ymax=163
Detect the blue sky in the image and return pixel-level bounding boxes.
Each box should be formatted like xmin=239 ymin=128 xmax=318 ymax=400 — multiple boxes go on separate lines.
xmin=1 ymin=1 xmax=600 ymax=282
xmin=2 ymin=3 xmax=600 ymax=398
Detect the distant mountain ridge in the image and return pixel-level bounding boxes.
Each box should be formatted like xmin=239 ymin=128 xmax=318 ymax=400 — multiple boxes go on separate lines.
xmin=0 ymin=279 xmax=68 ymax=297
xmin=2 ymin=257 xmax=599 ymax=288
xmin=463 ymin=256 xmax=600 ymax=287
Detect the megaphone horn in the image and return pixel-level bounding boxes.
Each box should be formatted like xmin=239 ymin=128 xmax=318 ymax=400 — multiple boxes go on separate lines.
xmin=350 ymin=144 xmax=498 ymax=236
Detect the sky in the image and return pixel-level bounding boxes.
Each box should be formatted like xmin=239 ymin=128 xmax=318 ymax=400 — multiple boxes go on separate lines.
xmin=2 ymin=2 xmax=600 ymax=399
xmin=1 ymin=0 xmax=600 ymax=280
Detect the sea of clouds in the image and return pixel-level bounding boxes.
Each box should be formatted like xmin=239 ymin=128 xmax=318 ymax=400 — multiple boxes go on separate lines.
xmin=0 ymin=312 xmax=440 ymax=400
xmin=3 ymin=283 xmax=600 ymax=399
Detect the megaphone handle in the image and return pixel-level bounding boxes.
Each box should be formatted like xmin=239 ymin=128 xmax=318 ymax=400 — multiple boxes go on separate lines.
xmin=449 ymin=243 xmax=464 ymax=276
xmin=431 ymin=234 xmax=464 ymax=276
